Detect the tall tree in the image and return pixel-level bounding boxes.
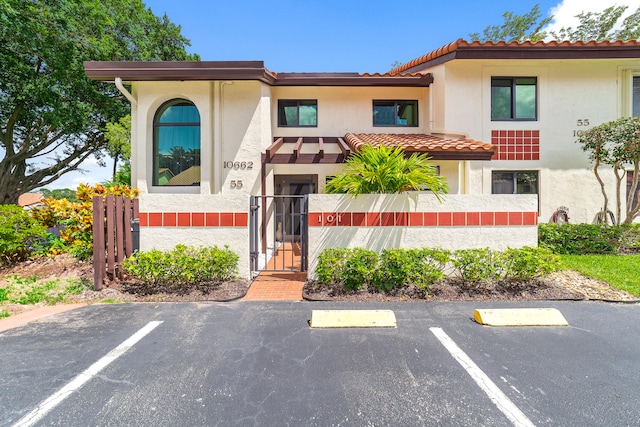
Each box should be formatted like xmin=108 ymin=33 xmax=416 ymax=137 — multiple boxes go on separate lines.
xmin=104 ymin=114 xmax=132 ymax=180
xmin=578 ymin=117 xmax=640 ymax=225
xmin=550 ymin=5 xmax=640 ymax=41
xmin=468 ymin=4 xmax=552 ymax=43
xmin=0 ymin=0 xmax=198 ymax=204
xmin=470 ymin=4 xmax=640 ymax=43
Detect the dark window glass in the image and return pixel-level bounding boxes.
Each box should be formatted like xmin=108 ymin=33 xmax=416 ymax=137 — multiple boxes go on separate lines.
xmin=373 ymin=100 xmax=418 ymax=126
xmin=633 ymin=76 xmax=640 ymax=117
xmin=491 ymin=77 xmax=537 ymax=121
xmin=492 ymin=171 xmax=538 ymax=195
xmin=153 ymin=99 xmax=201 ymax=186
xmin=278 ymin=100 xmax=317 ymax=127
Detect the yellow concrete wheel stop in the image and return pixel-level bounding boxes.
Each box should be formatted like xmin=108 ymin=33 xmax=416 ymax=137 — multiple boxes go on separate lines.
xmin=473 ymin=308 xmax=568 ymax=327
xmin=310 ymin=310 xmax=397 ymax=328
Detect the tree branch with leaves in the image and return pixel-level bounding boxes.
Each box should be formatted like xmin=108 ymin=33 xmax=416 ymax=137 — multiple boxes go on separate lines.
xmin=578 ymin=117 xmax=640 ymax=225
xmin=0 ymin=0 xmax=198 ymax=204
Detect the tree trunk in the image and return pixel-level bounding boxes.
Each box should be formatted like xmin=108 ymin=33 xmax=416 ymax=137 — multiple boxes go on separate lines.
xmin=593 ymin=159 xmax=610 ymax=224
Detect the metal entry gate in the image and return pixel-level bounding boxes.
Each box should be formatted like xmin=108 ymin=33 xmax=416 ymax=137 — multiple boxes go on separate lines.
xmin=250 ymin=195 xmax=308 ymax=275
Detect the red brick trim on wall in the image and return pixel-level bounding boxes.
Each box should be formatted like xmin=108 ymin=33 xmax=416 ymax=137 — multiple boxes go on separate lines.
xmin=491 ymin=130 xmax=540 ymax=161
xmin=139 ymin=212 xmax=248 ymax=227
xmin=308 ymin=211 xmax=538 ymax=227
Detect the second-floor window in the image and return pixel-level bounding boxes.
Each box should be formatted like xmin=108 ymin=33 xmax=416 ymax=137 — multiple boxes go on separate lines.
xmin=373 ymin=100 xmax=418 ymax=126
xmin=278 ymin=100 xmax=317 ymax=127
xmin=633 ymin=76 xmax=640 ymax=117
xmin=491 ymin=77 xmax=537 ymax=121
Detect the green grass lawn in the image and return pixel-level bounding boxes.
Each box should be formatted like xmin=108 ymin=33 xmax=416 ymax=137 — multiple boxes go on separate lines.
xmin=560 ymin=254 xmax=640 ymax=297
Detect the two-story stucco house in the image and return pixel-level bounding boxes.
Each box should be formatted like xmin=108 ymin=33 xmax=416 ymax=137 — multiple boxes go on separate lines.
xmin=84 ymin=39 xmax=640 ymax=277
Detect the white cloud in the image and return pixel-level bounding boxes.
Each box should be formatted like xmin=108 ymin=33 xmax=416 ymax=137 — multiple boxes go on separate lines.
xmin=544 ymin=0 xmax=638 ymax=37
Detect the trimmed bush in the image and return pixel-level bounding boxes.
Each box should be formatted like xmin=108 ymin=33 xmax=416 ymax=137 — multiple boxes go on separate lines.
xmin=502 ymin=247 xmax=559 ymax=281
xmin=0 ymin=205 xmax=47 ymax=264
xmin=122 ymin=244 xmax=239 ymax=290
xmin=372 ymin=248 xmax=449 ymax=291
xmin=538 ymin=223 xmax=623 ymax=254
xmin=315 ymin=246 xmax=561 ymax=293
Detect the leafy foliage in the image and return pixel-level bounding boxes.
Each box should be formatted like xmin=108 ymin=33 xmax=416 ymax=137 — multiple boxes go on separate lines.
xmin=0 ymin=0 xmax=197 ymax=204
xmin=538 ymin=223 xmax=640 ymax=255
xmin=315 ymin=246 xmax=558 ymax=293
xmin=31 ymin=183 xmax=139 ymax=259
xmin=324 ymin=144 xmax=448 ymax=197
xmin=550 ymin=5 xmax=640 ymax=41
xmin=372 ymin=248 xmax=449 ymax=291
xmin=577 ymin=116 xmax=640 ymax=224
xmin=0 ymin=204 xmax=46 ymax=264
xmin=470 ymin=4 xmax=640 ymax=43
xmin=121 ymin=245 xmax=239 ymax=291
xmin=450 ymin=248 xmax=503 ymax=282
xmin=105 ymin=114 xmax=132 ymax=181
xmin=469 ymin=4 xmax=552 ymax=42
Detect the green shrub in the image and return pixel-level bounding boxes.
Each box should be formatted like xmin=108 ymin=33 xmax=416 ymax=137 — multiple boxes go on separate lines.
xmin=620 ymin=223 xmax=640 ymax=253
xmin=372 ymin=248 xmax=449 ymax=291
xmin=451 ymin=248 xmax=503 ymax=282
xmin=121 ymin=244 xmax=239 ymax=289
xmin=0 ymin=205 xmax=47 ymax=264
xmin=315 ymin=246 xmax=561 ymax=292
xmin=315 ymin=248 xmax=349 ymax=285
xmin=315 ymin=248 xmax=378 ymax=291
xmin=538 ymin=223 xmax=622 ymax=254
xmin=502 ymin=247 xmax=560 ymax=281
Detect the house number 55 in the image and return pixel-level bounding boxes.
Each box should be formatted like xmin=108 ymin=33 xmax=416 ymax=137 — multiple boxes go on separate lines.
xmin=230 ymin=180 xmax=243 ymax=189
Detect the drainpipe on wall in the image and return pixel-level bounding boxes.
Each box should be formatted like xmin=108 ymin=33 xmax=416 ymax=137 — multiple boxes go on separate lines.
xmin=115 ymin=77 xmax=137 ymax=107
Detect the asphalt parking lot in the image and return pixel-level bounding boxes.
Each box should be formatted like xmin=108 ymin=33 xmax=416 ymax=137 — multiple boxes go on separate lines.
xmin=1 ymin=301 xmax=639 ymax=426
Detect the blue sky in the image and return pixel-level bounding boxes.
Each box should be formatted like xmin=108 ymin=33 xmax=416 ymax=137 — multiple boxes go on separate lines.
xmin=49 ymin=0 xmax=637 ymax=189
xmin=143 ymin=0 xmax=562 ymax=73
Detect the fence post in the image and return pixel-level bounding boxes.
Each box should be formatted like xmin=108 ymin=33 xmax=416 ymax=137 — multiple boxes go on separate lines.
xmin=131 ymin=199 xmax=140 ymax=253
xmin=106 ymin=195 xmax=115 ymax=279
xmin=92 ymin=196 xmax=105 ymax=291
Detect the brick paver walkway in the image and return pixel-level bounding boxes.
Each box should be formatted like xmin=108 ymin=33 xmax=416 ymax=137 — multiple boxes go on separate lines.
xmin=243 ymin=272 xmax=306 ymax=301
xmin=243 ymin=242 xmax=306 ymax=301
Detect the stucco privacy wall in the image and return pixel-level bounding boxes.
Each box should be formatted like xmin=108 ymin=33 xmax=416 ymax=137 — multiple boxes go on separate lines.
xmin=138 ymin=194 xmax=250 ymax=277
xmin=307 ymin=194 xmax=538 ymax=278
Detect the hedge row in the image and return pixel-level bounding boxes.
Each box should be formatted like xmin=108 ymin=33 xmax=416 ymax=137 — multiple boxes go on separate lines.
xmin=315 ymin=246 xmax=559 ymax=292
xmin=538 ymin=223 xmax=640 ymax=254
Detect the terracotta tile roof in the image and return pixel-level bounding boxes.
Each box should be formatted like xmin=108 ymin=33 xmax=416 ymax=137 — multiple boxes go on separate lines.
xmin=390 ymin=38 xmax=640 ymax=74
xmin=18 ymin=193 xmax=44 ymax=207
xmin=344 ymin=133 xmax=496 ymax=159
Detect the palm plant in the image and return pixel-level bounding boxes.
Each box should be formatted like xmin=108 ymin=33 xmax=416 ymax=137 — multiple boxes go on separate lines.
xmin=325 ymin=144 xmax=448 ymax=198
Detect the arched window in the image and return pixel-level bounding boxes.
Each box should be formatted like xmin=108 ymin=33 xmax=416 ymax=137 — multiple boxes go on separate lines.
xmin=153 ymin=99 xmax=201 ymax=186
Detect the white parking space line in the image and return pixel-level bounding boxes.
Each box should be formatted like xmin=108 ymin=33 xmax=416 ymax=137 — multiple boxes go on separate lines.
xmin=430 ymin=327 xmax=535 ymax=427
xmin=13 ymin=321 xmax=163 ymax=427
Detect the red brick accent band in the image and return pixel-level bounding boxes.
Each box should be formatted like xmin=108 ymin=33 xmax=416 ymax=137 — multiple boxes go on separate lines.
xmin=491 ymin=130 xmax=540 ymax=161
xmin=139 ymin=212 xmax=248 ymax=227
xmin=308 ymin=211 xmax=538 ymax=227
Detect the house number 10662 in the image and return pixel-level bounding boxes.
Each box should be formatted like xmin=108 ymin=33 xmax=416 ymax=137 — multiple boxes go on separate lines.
xmin=223 ymin=161 xmax=253 ymax=170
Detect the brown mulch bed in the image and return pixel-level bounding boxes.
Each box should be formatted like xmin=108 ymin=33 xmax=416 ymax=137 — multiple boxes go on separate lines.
xmin=1 ymin=255 xmax=638 ymax=319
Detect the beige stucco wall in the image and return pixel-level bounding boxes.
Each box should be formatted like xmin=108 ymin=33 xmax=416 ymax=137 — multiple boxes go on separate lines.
xmin=138 ymin=194 xmax=250 ymax=277
xmin=131 ymin=80 xmax=271 ymax=198
xmin=307 ymin=193 xmax=538 ymax=278
xmin=426 ymin=58 xmax=640 ymax=223
xmin=271 ymin=86 xmax=430 ymax=136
